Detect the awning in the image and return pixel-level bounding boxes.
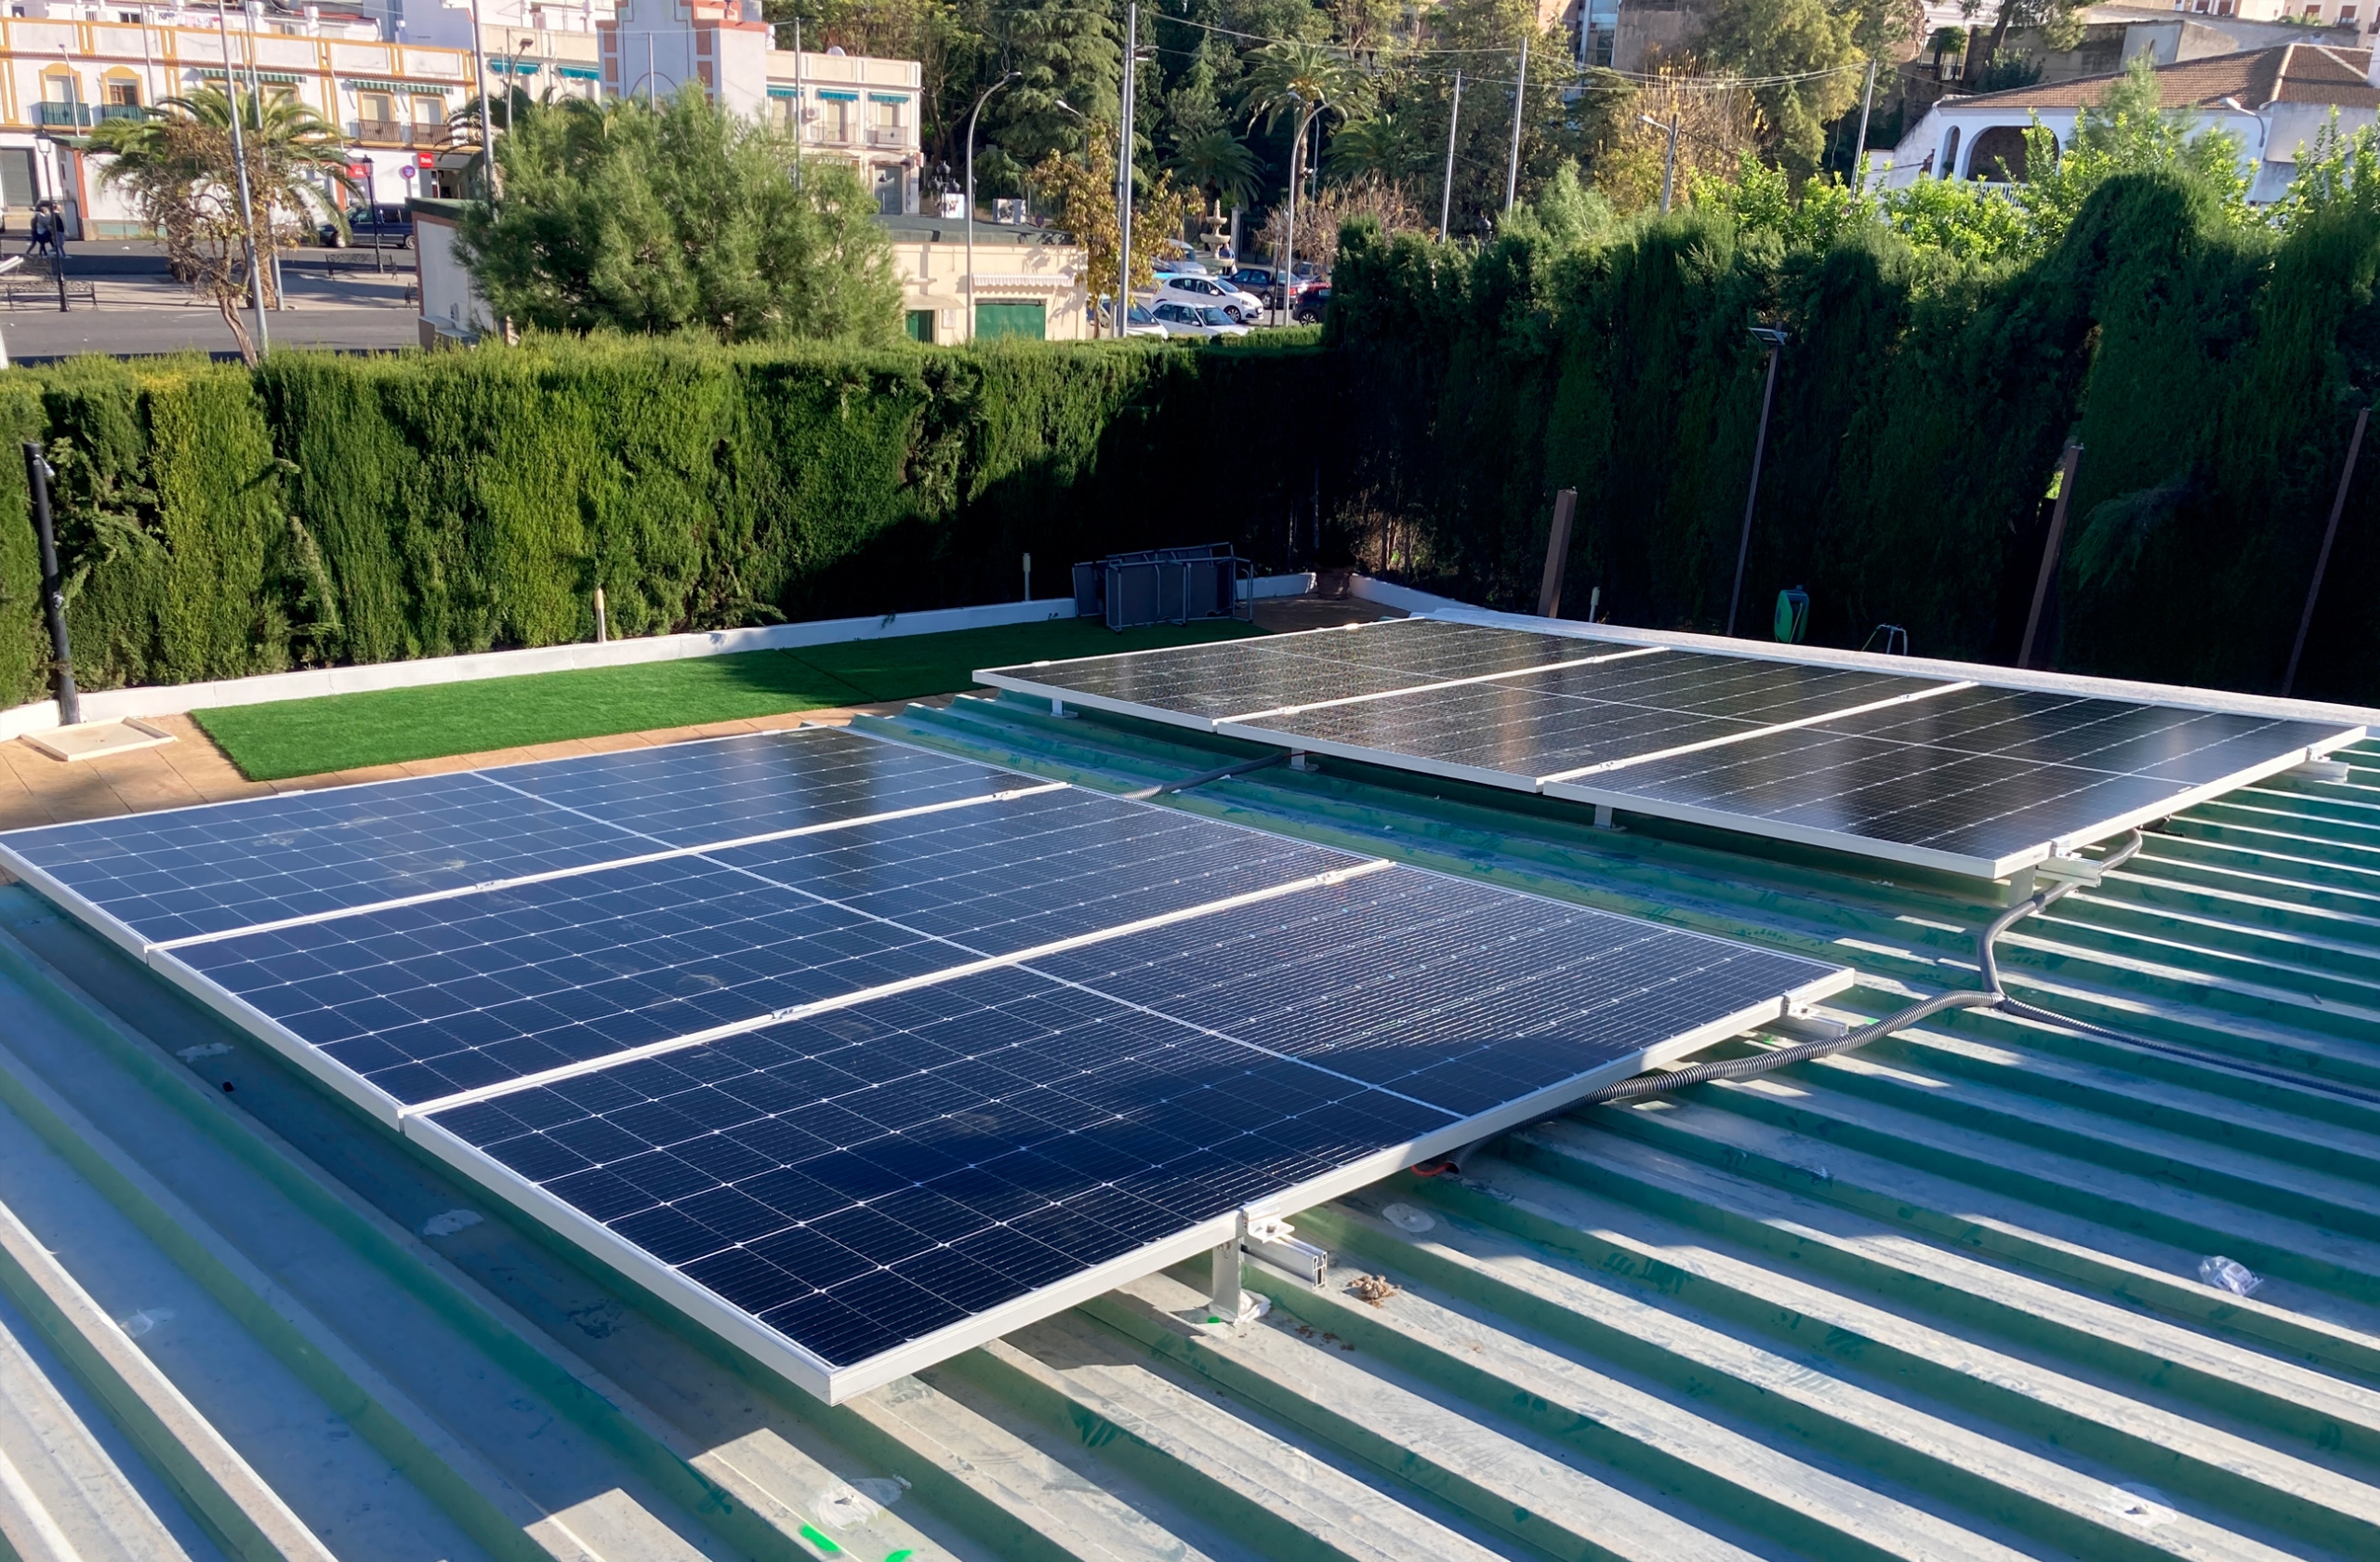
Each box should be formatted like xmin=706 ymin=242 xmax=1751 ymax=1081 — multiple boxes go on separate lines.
xmin=558 ymin=66 xmax=600 ymax=80
xmin=868 ymin=92 xmax=907 ymax=104
xmin=193 ymin=68 xmax=306 ymax=85
xmin=489 ymin=60 xmax=540 ymax=74
xmin=340 ymin=79 xmax=441 ymax=95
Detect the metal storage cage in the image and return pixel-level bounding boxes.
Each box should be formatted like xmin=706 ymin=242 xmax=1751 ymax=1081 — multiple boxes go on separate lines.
xmin=1072 ymin=545 xmax=1254 ymax=630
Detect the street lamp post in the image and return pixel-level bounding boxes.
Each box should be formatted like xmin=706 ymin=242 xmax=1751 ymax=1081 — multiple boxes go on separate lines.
xmin=964 ymin=71 xmax=1019 ymax=342
xmin=1118 ymin=2 xmax=1139 ymax=341
xmin=1282 ymin=91 xmax=1319 ymax=326
xmin=1726 ymin=324 xmax=1789 ymax=639
xmin=1438 ymin=69 xmax=1461 ymax=241
xmin=1503 ymin=27 xmax=1528 ymax=212
xmin=212 ymin=0 xmax=269 ymax=353
xmin=1638 ymin=113 xmax=1679 ymax=214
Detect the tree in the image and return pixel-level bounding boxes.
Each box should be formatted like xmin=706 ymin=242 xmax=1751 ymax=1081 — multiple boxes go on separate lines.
xmin=1241 ymin=39 xmax=1373 ymax=258
xmin=1259 ymin=171 xmax=1423 ymax=268
xmin=1029 ymin=121 xmax=1197 ymax=316
xmin=1170 ymin=127 xmax=1261 ymax=218
xmin=91 ymin=86 xmax=350 ymax=364
xmin=1328 ymin=107 xmax=1434 ymax=191
xmin=2010 ymin=52 xmax=2252 ymax=253
xmin=1693 ymin=0 xmax=1912 ymax=179
xmin=459 ymin=88 xmax=901 ymax=343
xmin=1585 ymin=68 xmax=1763 ymax=213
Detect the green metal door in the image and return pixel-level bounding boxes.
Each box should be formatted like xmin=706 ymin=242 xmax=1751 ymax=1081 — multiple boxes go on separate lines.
xmin=973 ymin=301 xmax=1046 ymax=340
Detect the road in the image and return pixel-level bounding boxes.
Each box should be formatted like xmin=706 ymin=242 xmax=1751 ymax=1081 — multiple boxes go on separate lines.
xmin=0 ymin=239 xmax=418 ymax=361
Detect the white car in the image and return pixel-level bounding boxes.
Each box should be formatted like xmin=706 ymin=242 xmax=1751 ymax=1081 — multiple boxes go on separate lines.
xmin=1156 ymin=273 xmax=1263 ymax=322
xmin=1147 ymin=300 xmax=1251 ymax=338
xmin=1122 ymin=302 xmax=1168 ymax=338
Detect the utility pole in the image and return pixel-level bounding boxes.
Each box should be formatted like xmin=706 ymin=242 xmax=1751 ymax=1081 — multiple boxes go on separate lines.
xmin=213 ymin=0 xmax=268 ymax=352
xmin=1281 ymin=90 xmax=1307 ymax=325
xmin=1727 ymin=325 xmax=1789 ymax=638
xmin=470 ymin=0 xmax=496 ymax=201
xmin=1638 ymin=113 xmax=1679 ymax=214
xmin=1439 ymin=69 xmax=1461 ymax=241
xmin=1851 ymin=58 xmax=1877 ymax=193
xmin=1503 ymin=28 xmax=1528 ymax=212
xmin=1117 ymin=2 xmax=1137 ymax=339
xmin=791 ymin=17 xmax=802 ymax=186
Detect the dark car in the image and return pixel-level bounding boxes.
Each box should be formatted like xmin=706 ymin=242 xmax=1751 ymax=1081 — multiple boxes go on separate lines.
xmin=319 ymin=204 xmax=414 ymax=248
xmin=1226 ymin=265 xmax=1321 ymax=311
xmin=1292 ymin=285 xmax=1330 ymax=324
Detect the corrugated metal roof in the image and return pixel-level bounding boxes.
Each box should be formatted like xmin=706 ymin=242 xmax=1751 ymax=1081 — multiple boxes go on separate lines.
xmin=0 ymin=671 xmax=2374 ymax=1560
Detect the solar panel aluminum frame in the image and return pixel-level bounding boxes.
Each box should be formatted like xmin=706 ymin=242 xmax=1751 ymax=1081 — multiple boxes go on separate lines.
xmin=1542 ymin=727 xmax=2363 ymax=880
xmin=396 ymin=953 xmax=1851 ymax=1406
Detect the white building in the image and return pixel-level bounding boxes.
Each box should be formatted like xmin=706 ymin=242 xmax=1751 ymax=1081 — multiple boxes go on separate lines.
xmin=1882 ymin=39 xmax=2380 ymax=200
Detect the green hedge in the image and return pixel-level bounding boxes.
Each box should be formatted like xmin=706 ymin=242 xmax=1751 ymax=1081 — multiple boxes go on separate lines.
xmin=0 ymin=335 xmax=1333 ymax=710
xmin=1328 ymin=172 xmax=2380 ymax=705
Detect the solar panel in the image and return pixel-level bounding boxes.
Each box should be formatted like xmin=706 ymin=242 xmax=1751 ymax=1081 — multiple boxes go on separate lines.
xmin=1 ymin=724 xmax=1852 ymax=1405
xmin=977 ymin=616 xmax=1636 ymax=725
xmin=1548 ymin=691 xmax=2360 ymax=877
xmin=0 ymin=728 xmax=1045 ymax=951
xmin=1218 ymin=652 xmax=1954 ymax=792
xmin=978 ymin=618 xmax=2365 ymax=879
xmin=412 ymin=868 xmax=1837 ymax=1397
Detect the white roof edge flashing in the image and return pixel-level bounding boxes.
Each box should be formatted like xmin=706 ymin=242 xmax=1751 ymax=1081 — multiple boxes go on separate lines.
xmin=1343 ymin=575 xmax=2380 ymax=732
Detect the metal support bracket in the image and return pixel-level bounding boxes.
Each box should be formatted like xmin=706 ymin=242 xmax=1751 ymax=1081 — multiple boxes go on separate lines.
xmin=1289 ymin=751 xmax=1312 ymax=772
xmin=1243 ymin=1215 xmax=1329 ymax=1287
xmin=2294 ymin=757 xmax=2353 ymax=784
xmin=1592 ymin=804 xmax=1616 ymax=829
xmin=2035 ymin=853 xmax=2109 ymax=889
xmin=1050 ymin=698 xmax=1076 ymax=719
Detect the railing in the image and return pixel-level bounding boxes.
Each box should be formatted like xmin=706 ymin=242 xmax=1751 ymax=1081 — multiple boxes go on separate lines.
xmin=33 ymin=102 xmax=89 ymax=128
xmin=350 ymin=117 xmax=405 ymax=142
xmin=866 ymin=126 xmax=906 ymax=147
xmin=94 ymin=103 xmax=148 ymax=123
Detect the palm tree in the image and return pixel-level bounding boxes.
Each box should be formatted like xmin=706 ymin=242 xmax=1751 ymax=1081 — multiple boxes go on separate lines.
xmin=1328 ymin=107 xmax=1429 ymax=189
xmin=93 ymin=86 xmax=350 ymax=362
xmin=1240 ymin=41 xmax=1372 ymax=285
xmin=1169 ymin=126 xmax=1259 ymax=217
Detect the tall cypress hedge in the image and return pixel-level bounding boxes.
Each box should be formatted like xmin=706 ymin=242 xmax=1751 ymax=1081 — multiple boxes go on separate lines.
xmin=7 ymin=184 xmax=2380 ymax=715
xmin=1329 ymin=170 xmax=2380 ymax=705
xmin=0 ymin=335 xmax=1334 ymax=709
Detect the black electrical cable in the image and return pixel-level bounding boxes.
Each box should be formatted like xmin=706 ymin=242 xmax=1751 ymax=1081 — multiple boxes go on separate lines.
xmin=1122 ymin=751 xmax=1289 ymax=801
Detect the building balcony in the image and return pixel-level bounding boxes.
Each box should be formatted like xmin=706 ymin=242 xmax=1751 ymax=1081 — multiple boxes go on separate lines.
xmin=866 ymin=126 xmax=907 ymax=148
xmin=33 ymin=102 xmax=90 ymax=128
xmin=350 ymin=117 xmax=405 ymax=142
xmin=95 ymin=103 xmax=149 ymax=123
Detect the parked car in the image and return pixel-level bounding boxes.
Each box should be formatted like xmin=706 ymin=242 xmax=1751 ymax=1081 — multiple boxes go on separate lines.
xmin=1151 ymin=257 xmax=1210 ymax=277
xmin=1156 ymin=273 xmax=1263 ymax=322
xmin=1292 ymin=285 xmax=1330 ymax=324
xmin=320 ymin=204 xmax=414 ymax=248
xmin=1147 ymin=300 xmax=1250 ymax=338
xmin=1122 ymin=301 xmax=1169 ymax=338
xmin=1223 ymin=265 xmax=1320 ymax=311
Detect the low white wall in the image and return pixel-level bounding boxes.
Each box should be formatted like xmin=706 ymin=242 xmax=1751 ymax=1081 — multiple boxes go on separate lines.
xmin=0 ymin=574 xmax=1321 ymax=741
xmin=1346 ymin=576 xmax=2380 ymax=731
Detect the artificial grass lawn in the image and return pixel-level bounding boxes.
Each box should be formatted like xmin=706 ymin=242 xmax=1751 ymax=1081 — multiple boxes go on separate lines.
xmin=192 ymin=616 xmax=1268 ymax=782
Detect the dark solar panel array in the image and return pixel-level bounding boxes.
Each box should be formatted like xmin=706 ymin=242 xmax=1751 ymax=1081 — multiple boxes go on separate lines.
xmin=425 ymin=966 xmax=1461 ymax=1368
xmin=1226 ymin=653 xmax=1944 ymax=787
xmin=980 ymin=620 xmax=2362 ymax=875
xmin=989 ymin=617 xmax=1625 ymax=721
xmin=1566 ymin=692 xmax=2356 ymax=870
xmin=1 ymin=719 xmax=1851 ymax=1397
xmin=0 ymin=772 xmax=645 ymax=945
xmin=423 ymin=868 xmax=1830 ymax=1370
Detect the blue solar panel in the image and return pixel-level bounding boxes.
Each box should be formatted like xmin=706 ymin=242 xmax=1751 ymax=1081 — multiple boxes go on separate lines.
xmin=425 ymin=966 xmax=1462 ymax=1368
xmin=707 ymin=787 xmax=1363 ymax=956
xmin=0 ymin=772 xmax=646 ymax=945
xmin=493 ymin=727 xmax=1042 ymax=847
xmin=169 ymin=854 xmax=960 ymax=1105
xmin=1031 ymin=867 xmax=1824 ymax=1116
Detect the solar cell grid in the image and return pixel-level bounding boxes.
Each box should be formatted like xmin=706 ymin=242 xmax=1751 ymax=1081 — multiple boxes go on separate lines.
xmin=170 ymin=854 xmax=960 ymax=1106
xmin=493 ymin=727 xmax=1039 ymax=846
xmin=424 ymin=966 xmax=1458 ymax=1368
xmin=0 ymin=772 xmax=647 ymax=946
xmin=708 ymin=786 xmax=1362 ymax=955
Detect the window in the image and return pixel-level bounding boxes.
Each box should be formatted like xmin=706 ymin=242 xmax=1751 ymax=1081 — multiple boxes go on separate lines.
xmin=1941 ymin=126 xmax=1960 ymax=177
xmin=361 ymin=92 xmax=394 ymax=125
xmin=818 ymin=98 xmax=850 ymax=141
xmin=2307 ymin=3 xmax=2322 ymax=16
xmin=42 ymin=73 xmax=79 ymax=104
xmin=0 ymin=149 xmax=35 ymax=209
xmin=117 ymin=8 xmax=139 ymax=20
xmin=2345 ymin=3 xmax=2360 ymax=18
xmin=412 ymin=95 xmax=444 ymax=126
xmin=103 ymin=79 xmax=139 ymax=106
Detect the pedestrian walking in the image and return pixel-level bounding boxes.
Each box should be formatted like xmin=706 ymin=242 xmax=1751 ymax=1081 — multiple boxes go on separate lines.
xmin=25 ymin=202 xmax=50 ymax=258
